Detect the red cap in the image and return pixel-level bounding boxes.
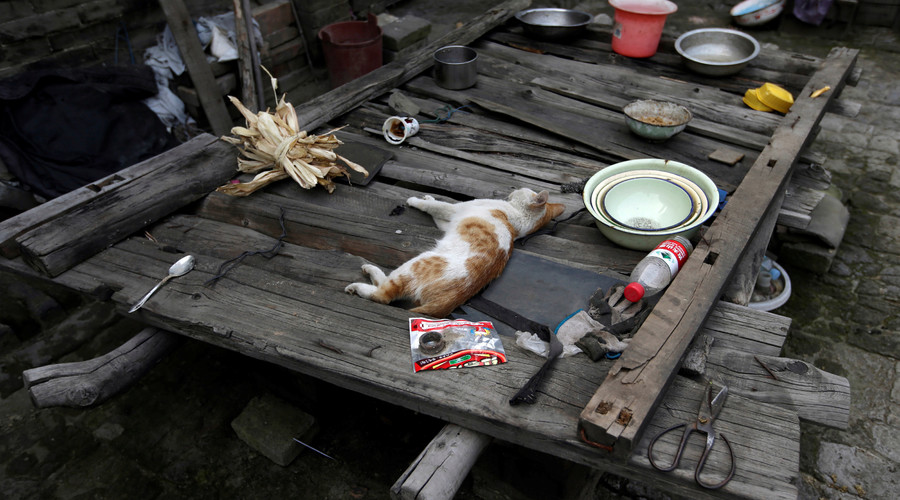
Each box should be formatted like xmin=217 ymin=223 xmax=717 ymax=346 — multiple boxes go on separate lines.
xmin=623 ymin=282 xmax=644 ymax=302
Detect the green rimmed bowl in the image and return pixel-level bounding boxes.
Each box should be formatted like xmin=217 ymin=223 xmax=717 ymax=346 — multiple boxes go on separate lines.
xmin=588 ymin=169 xmax=707 ymax=230
xmin=624 ymin=100 xmax=692 ymax=142
xmin=582 ymin=159 xmax=719 ymax=250
xmin=601 ymin=176 xmax=695 ymax=231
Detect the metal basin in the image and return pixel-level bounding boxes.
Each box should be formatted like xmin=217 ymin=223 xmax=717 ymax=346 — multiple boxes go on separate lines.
xmin=515 ymin=8 xmax=592 ymax=41
xmin=623 ymin=99 xmax=692 ymax=142
xmin=675 ymin=28 xmax=760 ymax=76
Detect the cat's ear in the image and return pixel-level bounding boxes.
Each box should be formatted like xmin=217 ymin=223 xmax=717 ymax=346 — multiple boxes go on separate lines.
xmin=531 ymin=190 xmax=549 ymax=208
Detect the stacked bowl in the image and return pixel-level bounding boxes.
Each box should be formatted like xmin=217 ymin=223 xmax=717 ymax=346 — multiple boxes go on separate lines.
xmin=583 ymin=159 xmax=719 ymax=250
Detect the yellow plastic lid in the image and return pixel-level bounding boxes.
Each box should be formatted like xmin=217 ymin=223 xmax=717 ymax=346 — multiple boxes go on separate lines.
xmin=743 ymin=88 xmax=774 ymax=112
xmin=757 ymin=83 xmax=794 ymax=113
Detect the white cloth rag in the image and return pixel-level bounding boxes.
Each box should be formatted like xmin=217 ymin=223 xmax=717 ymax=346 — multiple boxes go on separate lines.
xmin=515 ymin=309 xmax=630 ymax=358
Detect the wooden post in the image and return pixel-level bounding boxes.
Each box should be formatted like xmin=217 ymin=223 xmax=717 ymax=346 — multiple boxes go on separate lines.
xmin=232 ymin=0 xmax=258 ymax=112
xmin=391 ymin=424 xmax=492 ymax=500
xmin=578 ymin=47 xmax=860 ymax=458
xmin=158 ymin=0 xmax=233 ymax=136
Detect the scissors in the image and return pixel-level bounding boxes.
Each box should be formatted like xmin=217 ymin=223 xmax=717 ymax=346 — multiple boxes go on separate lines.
xmin=647 ymin=385 xmax=735 ymax=489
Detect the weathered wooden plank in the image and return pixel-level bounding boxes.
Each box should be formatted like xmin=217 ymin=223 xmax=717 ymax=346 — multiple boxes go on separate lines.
xmin=0 ymin=134 xmax=220 ymax=258
xmin=698 ymin=301 xmax=789 ymax=356
xmin=293 ymin=0 xmax=531 ymax=132
xmin=158 ymin=0 xmax=232 ymax=135
xmin=392 ymin=424 xmax=492 ymax=500
xmin=704 ymin=350 xmax=851 ymax=429
xmin=472 ymin=40 xmax=783 ymax=137
xmin=232 ymin=0 xmax=258 ymax=112
xmin=579 ymin=47 xmax=859 ymax=457
xmin=463 ymin=76 xmax=749 ymax=192
xmin=630 ymin=377 xmax=799 ymax=500
xmin=146 ymin=214 xmax=368 ymax=289
xmin=339 ymin=105 xmax=603 ymax=184
xmin=191 ymin=185 xmax=640 ymax=276
xmin=722 ymin=179 xmax=786 ymax=305
xmin=45 ymin=240 xmax=800 ymax=500
xmin=529 ymin=75 xmax=772 ymax=153
xmin=23 ymin=327 xmax=181 ymax=408
xmin=15 ymin=137 xmax=236 ymax=277
xmin=318 ymin=131 xmax=589 ymax=215
xmin=382 ymin=85 xmax=622 ymax=165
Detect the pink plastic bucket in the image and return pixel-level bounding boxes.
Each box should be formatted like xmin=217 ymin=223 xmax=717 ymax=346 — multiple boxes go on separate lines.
xmin=609 ymin=0 xmax=678 ymax=58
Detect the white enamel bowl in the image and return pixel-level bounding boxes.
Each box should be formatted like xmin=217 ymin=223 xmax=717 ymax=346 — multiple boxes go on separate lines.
xmin=731 ymin=0 xmax=785 ymax=27
xmin=582 ymin=159 xmax=719 ymax=250
xmin=589 ymin=169 xmax=707 ymax=230
xmin=601 ymin=176 xmax=695 ymax=231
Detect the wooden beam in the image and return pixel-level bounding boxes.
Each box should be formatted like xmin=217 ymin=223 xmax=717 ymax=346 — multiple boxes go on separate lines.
xmin=703 ymin=350 xmax=850 ymax=429
xmin=578 ymin=47 xmax=860 ymax=458
xmin=232 ymin=0 xmax=258 ymax=112
xmin=14 ymin=135 xmax=235 ymax=277
xmin=293 ymin=0 xmax=531 ymax=132
xmin=0 ymin=133 xmax=222 ymax=259
xmin=391 ymin=424 xmax=491 ymax=500
xmin=23 ymin=327 xmax=181 ymax=408
xmin=158 ymin=0 xmax=233 ymax=135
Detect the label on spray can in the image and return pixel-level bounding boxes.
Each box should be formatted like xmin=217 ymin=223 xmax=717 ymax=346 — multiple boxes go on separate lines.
xmin=647 ymin=238 xmax=689 ymax=277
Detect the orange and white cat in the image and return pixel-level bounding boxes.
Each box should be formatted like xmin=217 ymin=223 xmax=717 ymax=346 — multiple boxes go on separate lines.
xmin=345 ymin=188 xmax=565 ymax=318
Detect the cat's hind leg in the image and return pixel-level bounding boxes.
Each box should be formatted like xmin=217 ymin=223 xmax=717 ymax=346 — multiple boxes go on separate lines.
xmin=344 ymin=263 xmax=387 ymax=298
xmin=361 ymin=263 xmax=387 ymax=286
xmin=345 ymin=264 xmax=408 ymax=307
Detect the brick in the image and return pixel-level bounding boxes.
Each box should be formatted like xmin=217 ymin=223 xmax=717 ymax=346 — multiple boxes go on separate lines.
xmin=31 ymin=0 xmax=83 ymax=13
xmin=0 ymin=37 xmax=52 ymax=66
xmin=382 ymin=37 xmax=428 ymax=63
xmin=77 ymin=0 xmax=123 ymax=25
xmin=266 ymin=56 xmax=305 ymax=79
xmin=253 ymin=0 xmax=293 ymax=35
xmin=0 ymin=10 xmax=81 ymax=42
xmin=230 ymin=393 xmax=317 ymax=467
xmin=381 ymin=15 xmax=431 ymax=51
xmin=47 ymin=19 xmax=113 ymax=53
xmin=295 ymin=0 xmax=346 ymax=15
xmin=0 ymin=1 xmax=35 ymax=19
xmin=300 ymin=2 xmax=350 ymax=30
xmin=25 ymin=44 xmax=97 ymax=71
xmin=264 ymin=37 xmax=303 ymax=66
xmin=265 ymin=25 xmax=300 ymax=48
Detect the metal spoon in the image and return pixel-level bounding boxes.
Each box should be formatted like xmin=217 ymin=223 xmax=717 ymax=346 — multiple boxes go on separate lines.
xmin=128 ymin=255 xmax=195 ymax=313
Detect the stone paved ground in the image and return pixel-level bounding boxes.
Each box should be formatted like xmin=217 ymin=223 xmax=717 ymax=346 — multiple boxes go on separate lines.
xmin=2 ymin=1 xmax=899 ymax=499
xmin=729 ymin=12 xmax=900 ymax=500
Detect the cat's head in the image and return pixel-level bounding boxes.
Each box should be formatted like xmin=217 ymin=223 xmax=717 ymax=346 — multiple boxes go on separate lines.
xmin=508 ymin=188 xmax=565 ymax=227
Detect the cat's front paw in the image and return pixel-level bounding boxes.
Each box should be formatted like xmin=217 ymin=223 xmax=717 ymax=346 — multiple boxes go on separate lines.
xmin=406 ymin=195 xmax=434 ymax=208
xmin=344 ymin=283 xmax=361 ymax=295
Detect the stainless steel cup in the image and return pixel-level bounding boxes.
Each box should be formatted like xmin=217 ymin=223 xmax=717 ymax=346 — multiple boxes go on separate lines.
xmin=433 ymin=45 xmax=478 ymax=90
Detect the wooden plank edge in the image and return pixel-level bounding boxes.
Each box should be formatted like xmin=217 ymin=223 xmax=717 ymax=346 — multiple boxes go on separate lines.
xmin=0 ymin=133 xmax=219 ymax=259
xmin=15 ymin=137 xmax=236 ymax=277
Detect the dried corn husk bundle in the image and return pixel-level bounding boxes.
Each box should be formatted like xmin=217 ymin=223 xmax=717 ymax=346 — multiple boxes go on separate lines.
xmin=217 ymin=94 xmax=367 ymax=196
